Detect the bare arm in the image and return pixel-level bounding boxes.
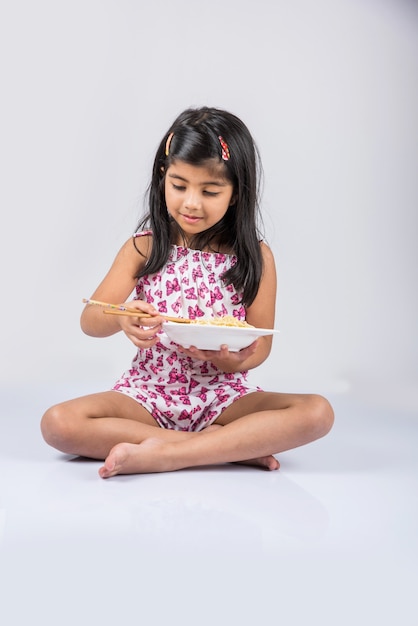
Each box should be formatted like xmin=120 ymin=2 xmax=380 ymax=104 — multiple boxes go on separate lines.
xmin=80 ymin=236 xmax=164 ymax=342
xmin=243 ymin=241 xmax=277 ymax=366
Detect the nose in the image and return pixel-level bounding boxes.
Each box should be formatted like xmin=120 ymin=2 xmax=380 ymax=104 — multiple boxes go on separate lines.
xmin=184 ymin=191 xmax=201 ymax=211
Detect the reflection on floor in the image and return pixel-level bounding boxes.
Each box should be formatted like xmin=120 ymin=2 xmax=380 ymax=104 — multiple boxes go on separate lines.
xmin=0 ymin=386 xmax=417 ymax=625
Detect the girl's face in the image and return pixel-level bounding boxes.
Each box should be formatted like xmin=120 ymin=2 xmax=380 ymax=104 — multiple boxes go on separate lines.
xmin=164 ymin=160 xmax=235 ymax=243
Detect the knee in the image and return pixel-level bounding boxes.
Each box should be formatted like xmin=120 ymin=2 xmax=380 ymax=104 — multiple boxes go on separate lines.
xmin=40 ymin=403 xmax=75 ymax=452
xmin=305 ymin=394 xmax=335 ymax=439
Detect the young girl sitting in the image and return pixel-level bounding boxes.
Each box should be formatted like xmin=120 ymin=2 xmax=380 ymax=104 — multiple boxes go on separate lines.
xmin=41 ymin=106 xmax=334 ymax=478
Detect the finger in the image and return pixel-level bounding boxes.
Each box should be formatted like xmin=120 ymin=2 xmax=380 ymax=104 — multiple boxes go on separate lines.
xmin=126 ymin=300 xmax=160 ymax=316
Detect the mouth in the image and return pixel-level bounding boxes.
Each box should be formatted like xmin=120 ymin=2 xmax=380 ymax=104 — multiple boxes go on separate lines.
xmin=181 ymin=214 xmax=202 ymax=224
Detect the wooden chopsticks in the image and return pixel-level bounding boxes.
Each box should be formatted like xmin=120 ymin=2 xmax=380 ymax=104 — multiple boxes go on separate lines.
xmin=82 ymin=299 xmax=191 ymax=324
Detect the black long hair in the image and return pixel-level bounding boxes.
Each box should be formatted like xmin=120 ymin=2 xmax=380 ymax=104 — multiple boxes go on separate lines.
xmin=135 ymin=106 xmax=264 ymax=307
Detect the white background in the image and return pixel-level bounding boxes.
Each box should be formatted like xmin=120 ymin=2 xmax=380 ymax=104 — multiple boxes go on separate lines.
xmin=0 ymin=0 xmax=417 ymax=411
xmin=1 ymin=4 xmax=417 ymax=624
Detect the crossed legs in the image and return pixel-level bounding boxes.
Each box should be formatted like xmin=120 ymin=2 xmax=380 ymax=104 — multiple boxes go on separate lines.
xmin=41 ymin=390 xmax=334 ymax=478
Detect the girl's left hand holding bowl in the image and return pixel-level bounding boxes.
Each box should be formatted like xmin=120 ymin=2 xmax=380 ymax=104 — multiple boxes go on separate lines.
xmin=178 ymin=340 xmax=259 ymax=373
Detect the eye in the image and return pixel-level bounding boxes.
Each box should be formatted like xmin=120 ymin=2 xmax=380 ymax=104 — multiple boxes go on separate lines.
xmin=203 ymin=190 xmax=219 ymax=197
xmin=172 ymin=183 xmax=186 ymax=191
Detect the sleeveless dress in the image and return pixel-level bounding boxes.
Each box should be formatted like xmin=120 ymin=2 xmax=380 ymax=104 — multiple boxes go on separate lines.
xmin=112 ymin=231 xmax=262 ymax=431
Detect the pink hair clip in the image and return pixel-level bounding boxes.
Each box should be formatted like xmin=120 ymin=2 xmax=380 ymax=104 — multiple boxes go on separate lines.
xmin=218 ymin=136 xmax=230 ymax=161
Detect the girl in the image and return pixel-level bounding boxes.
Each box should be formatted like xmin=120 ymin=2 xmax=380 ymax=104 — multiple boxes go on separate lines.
xmin=41 ymin=106 xmax=334 ymax=478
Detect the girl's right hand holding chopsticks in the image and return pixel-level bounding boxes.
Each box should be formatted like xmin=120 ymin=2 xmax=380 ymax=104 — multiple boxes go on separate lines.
xmin=81 ymin=298 xmax=165 ymax=347
xmin=115 ymin=301 xmax=165 ymax=348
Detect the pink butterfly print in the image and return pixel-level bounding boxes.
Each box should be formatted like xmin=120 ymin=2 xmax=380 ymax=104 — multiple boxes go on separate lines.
xmin=214 ymin=286 xmax=223 ymax=300
xmin=166 ymin=352 xmax=178 ymax=365
xmin=155 ymin=355 xmax=164 ymax=368
xmin=192 ymin=252 xmax=200 ymax=262
xmin=197 ymin=387 xmax=209 ymax=402
xmin=185 ymin=287 xmax=197 ymax=300
xmin=179 ymin=395 xmax=191 ymax=405
xmin=158 ymin=300 xmax=168 ymax=313
xmin=113 ymin=381 xmax=130 ymax=390
xmin=218 ymin=303 xmax=228 ymax=317
xmin=202 ymin=252 xmax=211 ymax=263
xmin=232 ymin=308 xmax=246 ymax=320
xmin=177 ymin=247 xmax=189 ymax=259
xmin=215 ymin=392 xmax=229 ymax=404
xmin=197 ymin=282 xmax=209 ymax=298
xmin=206 ymin=286 xmax=223 ymax=306
xmin=166 ymin=263 xmax=175 ymax=274
xmin=168 ymin=369 xmax=188 ymax=384
xmin=171 ymin=298 xmax=182 ymax=314
xmin=205 ymin=409 xmax=218 ymax=423
xmin=177 ymin=410 xmax=190 ymax=422
xmin=145 ymin=289 xmax=155 ymax=303
xmin=188 ymin=304 xmax=204 ymax=320
xmin=209 ymin=375 xmax=219 ymax=385
xmin=189 ymin=377 xmax=199 ymax=390
xmin=199 ymin=363 xmax=209 ymax=374
xmin=193 ymin=410 xmax=217 ymax=430
xmin=154 ymin=288 xmax=163 ymax=299
xmin=207 ymin=273 xmax=216 ymax=285
xmin=166 ymin=278 xmax=180 ymax=295
xmin=141 ymin=276 xmax=151 ymax=286
xmin=155 ymin=386 xmax=174 ymax=406
xmin=192 ymin=265 xmax=203 ymax=280
xmin=215 ymin=253 xmax=226 ymax=267
xmin=178 ymin=406 xmax=200 ymax=421
xmin=179 ymin=260 xmax=189 ymax=274
xmin=237 ymin=386 xmax=248 ymax=398
xmin=161 ymin=392 xmax=175 ymax=406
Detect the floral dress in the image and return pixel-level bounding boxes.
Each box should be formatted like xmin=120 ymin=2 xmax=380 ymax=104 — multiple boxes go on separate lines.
xmin=112 ymin=232 xmax=262 ymax=431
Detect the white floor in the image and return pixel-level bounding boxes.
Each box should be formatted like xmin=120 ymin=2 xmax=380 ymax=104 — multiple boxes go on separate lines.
xmin=0 ymin=386 xmax=417 ymax=626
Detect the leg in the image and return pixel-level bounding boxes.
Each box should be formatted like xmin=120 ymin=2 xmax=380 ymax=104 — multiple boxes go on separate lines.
xmin=40 ymin=391 xmax=204 ymax=460
xmin=99 ymin=392 xmax=334 ymax=477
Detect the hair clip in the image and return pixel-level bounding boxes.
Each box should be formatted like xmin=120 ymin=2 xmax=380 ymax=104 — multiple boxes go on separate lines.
xmin=165 ymin=132 xmax=174 ymax=156
xmin=218 ymin=136 xmax=230 ymax=161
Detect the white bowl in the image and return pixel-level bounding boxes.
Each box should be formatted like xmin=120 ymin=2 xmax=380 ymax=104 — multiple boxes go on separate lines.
xmin=162 ymin=321 xmax=279 ymax=352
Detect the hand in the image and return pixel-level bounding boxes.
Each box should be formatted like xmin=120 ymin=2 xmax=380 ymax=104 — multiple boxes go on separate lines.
xmin=178 ymin=340 xmax=259 ymax=372
xmin=118 ymin=300 xmax=164 ymax=348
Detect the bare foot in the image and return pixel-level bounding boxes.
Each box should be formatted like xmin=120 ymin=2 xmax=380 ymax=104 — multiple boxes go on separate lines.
xmin=99 ymin=438 xmax=174 ymax=478
xmin=233 ymin=455 xmax=280 ymax=471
